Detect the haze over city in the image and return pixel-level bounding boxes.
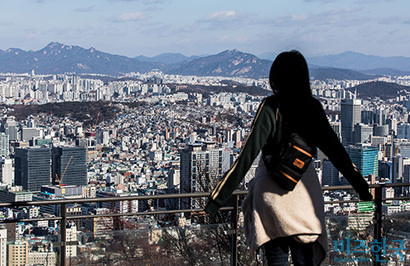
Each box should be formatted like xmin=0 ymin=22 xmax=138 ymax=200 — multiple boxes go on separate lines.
xmin=1 ymin=0 xmax=409 ymax=58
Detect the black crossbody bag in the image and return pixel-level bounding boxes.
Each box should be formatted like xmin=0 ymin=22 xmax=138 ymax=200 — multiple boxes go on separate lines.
xmin=262 ymin=105 xmax=316 ymax=191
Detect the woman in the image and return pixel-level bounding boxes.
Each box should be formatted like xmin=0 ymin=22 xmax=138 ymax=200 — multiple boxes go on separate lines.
xmin=205 ymin=50 xmax=372 ymax=265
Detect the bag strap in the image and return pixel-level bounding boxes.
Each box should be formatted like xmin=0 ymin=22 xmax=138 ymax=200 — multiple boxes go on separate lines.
xmin=262 ymin=101 xmax=284 ymax=157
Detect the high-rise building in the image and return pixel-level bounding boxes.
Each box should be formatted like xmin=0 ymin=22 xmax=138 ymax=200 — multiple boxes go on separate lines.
xmin=347 ymin=145 xmax=378 ymax=177
xmin=396 ymin=123 xmax=410 ymax=139
xmin=0 ymin=228 xmax=6 ymax=266
xmin=341 ymin=99 xmax=362 ymax=145
xmin=20 ymin=127 xmax=43 ymax=142
xmin=58 ymin=222 xmax=78 ymax=259
xmin=8 ymin=241 xmax=29 ymax=265
xmin=27 ymin=118 xmax=35 ymax=128
xmin=168 ymin=168 xmax=180 ymax=188
xmin=392 ymin=156 xmax=403 ymax=184
xmin=385 ymin=142 xmax=395 ymax=161
xmin=387 ymin=117 xmax=398 ymax=136
xmin=404 ymin=164 xmax=410 ymax=183
xmin=0 ymin=132 xmax=9 ymax=157
xmin=1 ymin=116 xmax=19 ymax=141
xmin=361 ymin=110 xmax=374 ymax=125
xmin=329 ymin=121 xmax=342 ymax=140
xmin=375 ymin=107 xmax=386 ymax=125
xmin=52 ymin=146 xmax=87 ymax=187
xmin=85 ymin=208 xmax=113 ymax=238
xmin=353 ymin=123 xmax=373 ymax=144
xmin=391 ymin=156 xmax=410 ymax=184
xmin=15 ymin=147 xmax=51 ymax=191
xmin=180 ymin=141 xmax=232 ymax=209
xmin=378 ymin=161 xmax=391 ymax=181
xmin=373 ymin=124 xmax=389 ymax=137
xmin=0 ymin=158 xmax=14 ymax=185
xmin=322 ymin=159 xmax=341 ymax=186
xmin=96 ymin=130 xmax=110 ymax=145
xmin=404 ymin=165 xmax=410 ymax=195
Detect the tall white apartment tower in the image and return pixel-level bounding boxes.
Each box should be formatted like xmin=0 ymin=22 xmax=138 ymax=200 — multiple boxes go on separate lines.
xmin=0 ymin=158 xmax=14 ymax=185
xmin=0 ymin=228 xmax=6 ymax=266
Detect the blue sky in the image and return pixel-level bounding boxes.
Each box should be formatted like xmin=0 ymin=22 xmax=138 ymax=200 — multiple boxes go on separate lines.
xmin=0 ymin=0 xmax=409 ymax=58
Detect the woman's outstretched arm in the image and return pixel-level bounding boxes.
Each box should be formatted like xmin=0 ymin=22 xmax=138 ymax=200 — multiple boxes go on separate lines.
xmin=313 ymin=100 xmax=372 ymax=201
xmin=205 ymin=97 xmax=276 ymax=216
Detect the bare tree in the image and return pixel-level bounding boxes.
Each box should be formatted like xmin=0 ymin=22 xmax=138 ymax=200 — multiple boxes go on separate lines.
xmin=151 ymin=159 xmax=253 ymax=265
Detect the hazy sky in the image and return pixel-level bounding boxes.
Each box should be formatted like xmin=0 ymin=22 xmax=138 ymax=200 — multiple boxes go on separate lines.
xmin=0 ymin=0 xmax=408 ymax=58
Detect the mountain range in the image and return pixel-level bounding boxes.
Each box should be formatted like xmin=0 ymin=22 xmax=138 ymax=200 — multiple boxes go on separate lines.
xmin=0 ymin=42 xmax=162 ymax=75
xmin=1 ymin=42 xmax=410 ymax=79
xmin=135 ymin=53 xmax=202 ymax=65
xmin=308 ymin=51 xmax=410 ymax=75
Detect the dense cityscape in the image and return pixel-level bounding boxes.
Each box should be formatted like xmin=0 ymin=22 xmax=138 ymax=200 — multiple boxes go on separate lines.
xmin=0 ymin=69 xmax=409 ymax=264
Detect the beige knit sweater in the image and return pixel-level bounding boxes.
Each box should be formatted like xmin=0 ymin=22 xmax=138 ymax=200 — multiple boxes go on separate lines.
xmin=242 ymin=159 xmax=327 ymax=265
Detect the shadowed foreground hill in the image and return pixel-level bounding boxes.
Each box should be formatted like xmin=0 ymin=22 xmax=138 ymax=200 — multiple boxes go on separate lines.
xmin=10 ymin=101 xmax=116 ymax=126
xmin=309 ymin=67 xmax=377 ymax=80
xmin=348 ymin=81 xmax=410 ymax=100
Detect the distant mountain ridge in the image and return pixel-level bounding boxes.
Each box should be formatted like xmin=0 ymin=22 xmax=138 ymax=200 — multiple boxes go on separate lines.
xmin=1 ymin=42 xmax=409 ymax=79
xmin=166 ymin=49 xmax=272 ymax=78
xmin=135 ymin=53 xmax=201 ymax=65
xmin=308 ymin=51 xmax=410 ymax=74
xmin=0 ymin=42 xmax=163 ymax=75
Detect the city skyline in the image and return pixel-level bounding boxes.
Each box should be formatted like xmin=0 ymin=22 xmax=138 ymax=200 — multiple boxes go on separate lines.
xmin=1 ymin=0 xmax=409 ymax=58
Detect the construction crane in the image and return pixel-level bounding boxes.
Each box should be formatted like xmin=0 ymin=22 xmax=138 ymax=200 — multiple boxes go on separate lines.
xmin=55 ymin=156 xmax=73 ymax=189
xmin=83 ymin=110 xmax=101 ymax=138
xmin=93 ymin=111 xmax=101 ymax=130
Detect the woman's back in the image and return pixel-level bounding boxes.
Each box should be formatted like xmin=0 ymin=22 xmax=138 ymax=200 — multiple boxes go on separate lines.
xmin=206 ymin=50 xmax=372 ymax=266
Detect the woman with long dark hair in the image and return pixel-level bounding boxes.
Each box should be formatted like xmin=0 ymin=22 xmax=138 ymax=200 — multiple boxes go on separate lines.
xmin=205 ymin=50 xmax=372 ymax=265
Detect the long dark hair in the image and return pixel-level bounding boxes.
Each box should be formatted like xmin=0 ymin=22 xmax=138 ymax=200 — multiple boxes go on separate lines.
xmin=269 ymin=50 xmax=312 ymax=100
xmin=269 ymin=50 xmax=315 ymax=133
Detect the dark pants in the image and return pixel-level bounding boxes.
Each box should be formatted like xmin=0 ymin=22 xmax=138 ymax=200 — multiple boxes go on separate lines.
xmin=264 ymin=237 xmax=314 ymax=266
